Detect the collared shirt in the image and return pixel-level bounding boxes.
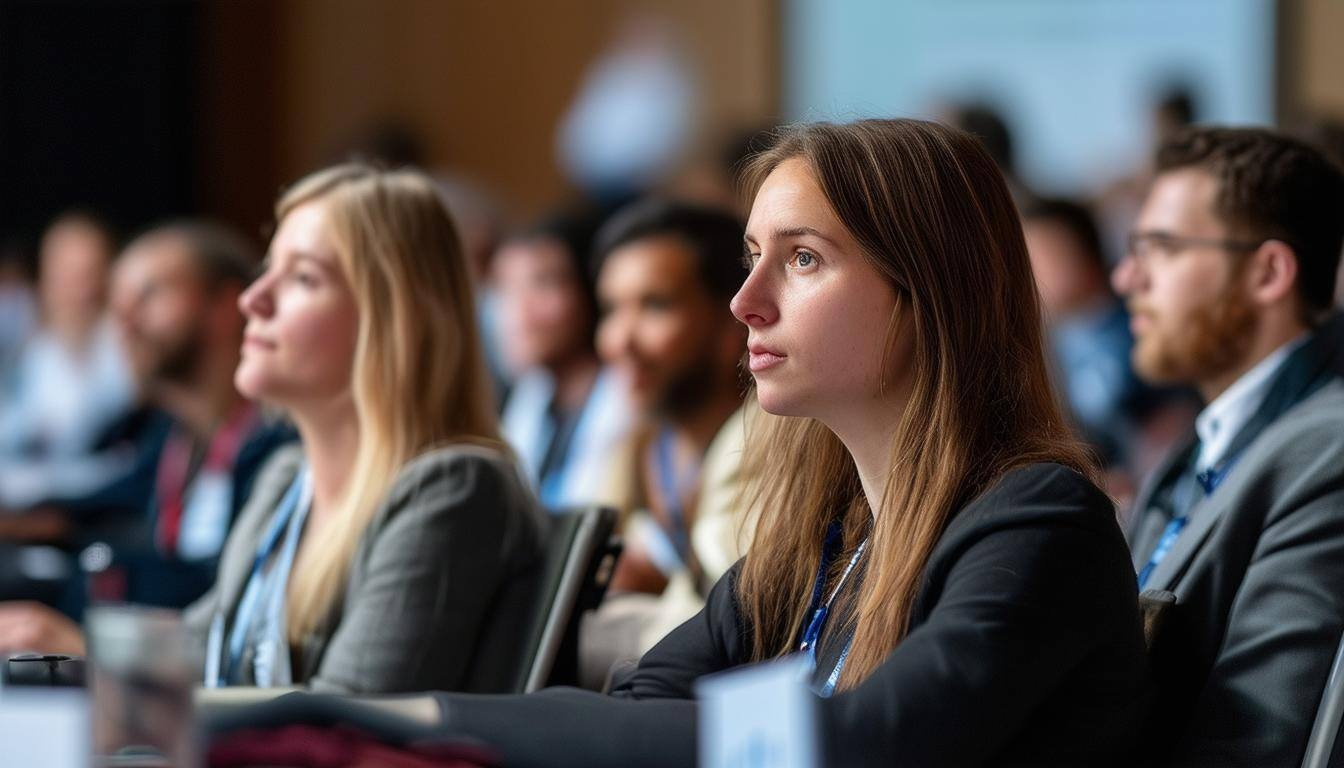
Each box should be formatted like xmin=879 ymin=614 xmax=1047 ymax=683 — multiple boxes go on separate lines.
xmin=1194 ymin=333 xmax=1310 ymax=473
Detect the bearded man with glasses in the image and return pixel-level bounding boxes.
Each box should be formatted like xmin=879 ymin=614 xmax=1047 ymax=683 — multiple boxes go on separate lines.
xmin=1114 ymin=126 xmax=1344 ymax=767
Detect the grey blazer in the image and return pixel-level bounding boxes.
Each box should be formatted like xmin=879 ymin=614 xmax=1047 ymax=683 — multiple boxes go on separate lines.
xmin=1126 ymin=367 xmax=1344 ymax=767
xmin=183 ymin=443 xmax=547 ymax=694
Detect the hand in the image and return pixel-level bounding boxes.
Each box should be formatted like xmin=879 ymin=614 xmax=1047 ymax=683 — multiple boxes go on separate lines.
xmin=0 ymin=601 xmax=86 ymax=656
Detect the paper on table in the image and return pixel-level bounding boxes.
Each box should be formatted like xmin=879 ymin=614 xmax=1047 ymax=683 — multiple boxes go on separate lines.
xmin=696 ymin=655 xmax=819 ymax=768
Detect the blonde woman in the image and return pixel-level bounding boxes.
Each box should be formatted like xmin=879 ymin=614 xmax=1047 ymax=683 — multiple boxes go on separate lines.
xmin=196 ymin=163 xmax=546 ymax=693
xmin=2 ymin=164 xmax=546 ymax=694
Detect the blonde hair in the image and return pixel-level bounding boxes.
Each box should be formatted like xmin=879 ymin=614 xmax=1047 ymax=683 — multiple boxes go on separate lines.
xmin=276 ymin=164 xmax=502 ymax=643
xmin=735 ymin=120 xmax=1096 ymax=691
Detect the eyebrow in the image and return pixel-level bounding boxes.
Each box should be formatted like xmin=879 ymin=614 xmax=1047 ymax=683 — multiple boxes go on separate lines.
xmin=743 ymin=226 xmax=839 ymax=247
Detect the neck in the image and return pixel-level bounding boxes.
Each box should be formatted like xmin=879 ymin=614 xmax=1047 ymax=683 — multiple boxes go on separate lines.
xmin=1197 ymin=314 xmax=1308 ymax=402
xmin=155 ymin=345 xmax=246 ymax=438
xmin=663 ymin=381 xmax=740 ymax=456
xmin=548 ymin=352 xmax=600 ymax=413
xmin=48 ymin=313 xmax=98 ymax=350
xmin=289 ymin=397 xmax=360 ymax=522
xmin=821 ymin=381 xmax=913 ymax=520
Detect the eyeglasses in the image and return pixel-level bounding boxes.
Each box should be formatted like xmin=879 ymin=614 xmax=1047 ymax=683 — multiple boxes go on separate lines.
xmin=1124 ymin=231 xmax=1264 ymax=265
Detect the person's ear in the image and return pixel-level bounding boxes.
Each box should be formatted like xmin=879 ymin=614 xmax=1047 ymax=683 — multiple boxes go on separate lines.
xmin=1244 ymin=239 xmax=1298 ymax=308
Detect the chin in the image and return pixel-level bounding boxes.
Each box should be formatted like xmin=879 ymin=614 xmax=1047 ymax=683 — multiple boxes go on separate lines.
xmin=754 ymin=385 xmax=806 ymax=417
xmin=233 ymin=365 xmax=270 ymax=401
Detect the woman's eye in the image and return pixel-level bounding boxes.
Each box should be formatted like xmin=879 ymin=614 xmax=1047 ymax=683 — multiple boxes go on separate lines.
xmin=292 ymin=271 xmax=319 ymax=287
xmin=792 ymin=250 xmax=817 ymax=268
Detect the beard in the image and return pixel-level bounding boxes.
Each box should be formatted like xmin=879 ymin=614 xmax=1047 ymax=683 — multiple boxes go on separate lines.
xmin=1133 ymin=279 xmax=1257 ymax=387
xmin=657 ymin=342 xmax=726 ymax=419
xmin=149 ymin=323 xmax=206 ymax=386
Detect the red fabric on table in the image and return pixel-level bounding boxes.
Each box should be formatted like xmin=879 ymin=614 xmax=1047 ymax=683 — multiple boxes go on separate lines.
xmin=208 ymin=724 xmax=496 ymax=768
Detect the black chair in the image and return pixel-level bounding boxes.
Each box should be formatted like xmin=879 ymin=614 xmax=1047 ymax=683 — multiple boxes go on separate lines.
xmin=512 ymin=506 xmax=621 ymax=693
xmin=1301 ymin=630 xmax=1344 ymax=768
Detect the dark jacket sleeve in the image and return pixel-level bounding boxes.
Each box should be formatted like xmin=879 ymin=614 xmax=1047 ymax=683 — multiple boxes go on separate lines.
xmin=429 ymin=564 xmax=748 ymax=768
xmin=307 ymin=451 xmax=538 ymax=694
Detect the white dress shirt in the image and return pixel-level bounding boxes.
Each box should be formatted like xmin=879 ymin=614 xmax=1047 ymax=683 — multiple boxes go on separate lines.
xmin=1194 ymin=333 xmax=1309 ymax=473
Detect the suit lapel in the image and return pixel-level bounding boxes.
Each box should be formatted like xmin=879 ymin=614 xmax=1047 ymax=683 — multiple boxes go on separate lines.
xmin=1141 ymin=487 xmax=1223 ymax=592
xmin=1127 ymin=434 xmax=1198 ymax=571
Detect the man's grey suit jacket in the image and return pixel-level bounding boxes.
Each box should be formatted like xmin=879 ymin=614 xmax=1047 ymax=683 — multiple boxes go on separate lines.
xmin=1126 ymin=319 xmax=1344 ymax=767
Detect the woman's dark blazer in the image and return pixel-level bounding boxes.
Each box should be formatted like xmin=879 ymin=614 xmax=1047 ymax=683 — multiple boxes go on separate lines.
xmin=435 ymin=461 xmax=1151 ymax=767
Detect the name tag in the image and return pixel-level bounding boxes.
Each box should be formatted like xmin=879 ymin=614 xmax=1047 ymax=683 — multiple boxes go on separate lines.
xmin=696 ymin=655 xmax=818 ymax=768
xmin=178 ymin=471 xmax=233 ymax=561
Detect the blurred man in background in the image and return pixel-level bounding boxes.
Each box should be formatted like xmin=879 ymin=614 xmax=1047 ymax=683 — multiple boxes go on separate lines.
xmin=578 ymin=198 xmax=748 ymax=688
xmin=1116 ymin=126 xmax=1344 ymax=767
xmin=0 ymin=220 xmax=295 ymax=654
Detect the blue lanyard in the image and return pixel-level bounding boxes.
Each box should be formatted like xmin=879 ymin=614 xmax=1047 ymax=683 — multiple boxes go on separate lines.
xmin=798 ymin=521 xmax=869 ymax=697
xmin=1137 ymin=451 xmax=1244 ymax=589
xmin=216 ymin=467 xmax=311 ymax=685
xmin=653 ymin=426 xmax=699 ymax=562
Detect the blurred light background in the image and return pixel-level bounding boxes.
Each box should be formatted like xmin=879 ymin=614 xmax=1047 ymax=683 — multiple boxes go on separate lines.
xmin=2 ymin=0 xmax=1339 ymax=247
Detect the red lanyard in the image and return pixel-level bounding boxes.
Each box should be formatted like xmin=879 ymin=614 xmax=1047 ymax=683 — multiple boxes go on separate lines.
xmin=154 ymin=403 xmax=257 ymax=555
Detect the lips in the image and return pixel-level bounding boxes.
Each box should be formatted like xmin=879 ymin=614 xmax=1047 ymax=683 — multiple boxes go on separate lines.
xmin=242 ymin=334 xmax=276 ymax=352
xmin=747 ymin=342 xmax=786 ymax=373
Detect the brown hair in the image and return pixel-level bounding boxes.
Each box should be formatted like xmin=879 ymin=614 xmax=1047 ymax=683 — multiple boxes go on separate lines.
xmin=735 ymin=119 xmax=1095 ymax=691
xmin=1155 ymin=126 xmax=1344 ymax=318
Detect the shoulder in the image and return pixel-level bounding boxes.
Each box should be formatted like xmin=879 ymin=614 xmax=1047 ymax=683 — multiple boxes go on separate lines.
xmin=949 ymin=461 xmax=1116 ymax=535
xmin=372 ymin=443 xmax=542 ymax=533
xmin=1217 ymin=378 xmax=1344 ymax=511
xmin=918 ymin=463 xmax=1135 ymax=620
xmin=928 ymin=462 xmax=1123 ymax=582
xmin=239 ymin=444 xmax=305 ymax=518
xmin=1261 ymin=379 xmax=1344 ymax=452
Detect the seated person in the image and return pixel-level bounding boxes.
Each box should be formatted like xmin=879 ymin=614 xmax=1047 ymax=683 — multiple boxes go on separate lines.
xmin=1 ymin=164 xmax=547 ymax=695
xmin=1116 ymin=126 xmax=1344 ymax=766
xmin=1022 ymin=199 xmax=1149 ymax=462
xmin=578 ymin=200 xmax=748 ymax=686
xmin=0 ymin=220 xmax=295 ymax=613
xmin=495 ymin=208 xmax=633 ymax=509
xmin=0 ymin=211 xmax=136 ymax=506
xmin=227 ymin=119 xmax=1153 ymax=767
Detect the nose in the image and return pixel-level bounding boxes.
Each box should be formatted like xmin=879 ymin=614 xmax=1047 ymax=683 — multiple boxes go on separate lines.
xmin=1111 ymin=253 xmax=1140 ymax=297
xmin=730 ymin=264 xmax=778 ymax=328
xmin=596 ymin=308 xmax=636 ymax=365
xmin=238 ymin=272 xmax=275 ymax=321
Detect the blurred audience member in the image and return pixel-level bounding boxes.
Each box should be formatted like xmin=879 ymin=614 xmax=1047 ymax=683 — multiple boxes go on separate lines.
xmin=667 ymin=124 xmax=776 ymax=218
xmin=0 ymin=212 xmax=135 ymax=506
xmin=945 ymin=102 xmax=1033 ymax=205
xmin=558 ymin=12 xmax=698 ymax=204
xmin=435 ymin=173 xmax=512 ymax=405
xmin=1023 ymin=198 xmax=1146 ymax=468
xmin=0 ymin=220 xmax=295 ymax=613
xmin=496 ymin=208 xmax=633 ymax=509
xmin=0 ymin=236 xmax=38 ymax=376
xmin=0 ymin=166 xmax=546 ymax=696
xmin=579 ymin=199 xmax=747 ymax=687
xmin=1116 ymin=126 xmax=1344 ymax=767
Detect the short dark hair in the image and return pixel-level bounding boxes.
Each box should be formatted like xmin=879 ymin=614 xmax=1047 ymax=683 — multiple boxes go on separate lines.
xmin=1022 ymin=197 xmax=1109 ymax=276
xmin=138 ymin=220 xmax=259 ymax=289
xmin=592 ymin=199 xmax=747 ymax=301
xmin=1155 ymin=126 xmax=1344 ymax=315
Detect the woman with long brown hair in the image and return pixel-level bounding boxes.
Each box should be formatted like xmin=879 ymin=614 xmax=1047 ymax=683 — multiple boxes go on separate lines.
xmin=218 ymin=120 xmax=1151 ymax=765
